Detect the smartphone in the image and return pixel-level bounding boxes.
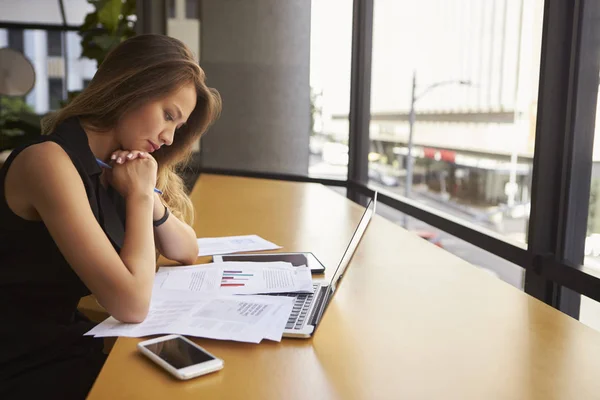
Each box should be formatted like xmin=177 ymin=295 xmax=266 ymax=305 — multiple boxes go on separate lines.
xmin=137 ymin=334 xmax=224 ymax=380
xmin=212 ymin=252 xmax=326 ymax=274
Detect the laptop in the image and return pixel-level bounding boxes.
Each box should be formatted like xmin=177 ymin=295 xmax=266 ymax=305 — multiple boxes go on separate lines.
xmin=274 ymin=192 xmax=378 ymax=338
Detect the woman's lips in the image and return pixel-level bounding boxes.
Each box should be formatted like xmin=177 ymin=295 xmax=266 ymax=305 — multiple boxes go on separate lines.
xmin=147 ymin=140 xmax=159 ymax=152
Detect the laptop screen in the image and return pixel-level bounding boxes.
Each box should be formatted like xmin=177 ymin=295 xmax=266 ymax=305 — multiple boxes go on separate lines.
xmin=309 ymin=192 xmax=377 ymax=329
xmin=328 ymin=192 xmax=377 ymax=292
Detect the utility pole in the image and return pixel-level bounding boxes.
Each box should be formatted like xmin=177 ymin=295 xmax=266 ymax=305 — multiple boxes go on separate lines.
xmin=405 ymin=71 xmax=417 ymax=200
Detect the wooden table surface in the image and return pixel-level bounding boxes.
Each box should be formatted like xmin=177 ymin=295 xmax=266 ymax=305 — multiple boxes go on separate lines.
xmin=87 ymin=174 xmax=600 ymax=400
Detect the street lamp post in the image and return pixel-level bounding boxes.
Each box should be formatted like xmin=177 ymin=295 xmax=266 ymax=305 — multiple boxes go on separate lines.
xmin=403 ymin=70 xmax=473 ymax=227
xmin=405 ymin=72 xmax=417 ymax=200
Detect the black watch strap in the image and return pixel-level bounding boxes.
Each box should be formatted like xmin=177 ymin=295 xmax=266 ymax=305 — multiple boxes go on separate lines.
xmin=153 ymin=205 xmax=169 ymax=227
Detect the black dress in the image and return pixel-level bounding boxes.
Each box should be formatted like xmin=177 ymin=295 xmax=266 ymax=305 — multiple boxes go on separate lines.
xmin=0 ymin=118 xmax=127 ymax=399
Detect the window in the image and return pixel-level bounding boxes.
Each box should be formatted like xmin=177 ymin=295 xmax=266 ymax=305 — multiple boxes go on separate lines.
xmin=48 ymin=78 xmax=64 ymax=110
xmin=185 ymin=0 xmax=198 ymax=19
xmin=584 ymin=75 xmax=600 ymax=269
xmin=47 ymin=30 xmax=62 ymax=57
xmin=8 ymin=28 xmax=24 ymax=54
xmin=309 ymin=0 xmax=353 ymax=180
xmin=377 ymin=200 xmax=525 ymax=290
xmin=83 ymin=79 xmax=93 ymax=89
xmin=368 ymin=1 xmax=542 ymax=248
xmin=168 ymin=0 xmax=176 ymax=19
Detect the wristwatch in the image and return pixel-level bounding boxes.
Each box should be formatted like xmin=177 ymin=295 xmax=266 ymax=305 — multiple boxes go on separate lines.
xmin=153 ymin=205 xmax=170 ymax=227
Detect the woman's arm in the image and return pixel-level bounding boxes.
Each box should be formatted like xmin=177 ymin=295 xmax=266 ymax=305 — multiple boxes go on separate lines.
xmin=8 ymin=142 xmax=156 ymax=323
xmin=152 ymin=192 xmax=199 ymax=265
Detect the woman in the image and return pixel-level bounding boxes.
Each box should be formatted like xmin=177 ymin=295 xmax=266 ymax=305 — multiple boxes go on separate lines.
xmin=0 ymin=34 xmax=221 ymax=398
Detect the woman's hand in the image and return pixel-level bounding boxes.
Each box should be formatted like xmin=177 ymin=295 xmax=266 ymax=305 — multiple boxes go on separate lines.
xmin=107 ymin=150 xmax=158 ymax=199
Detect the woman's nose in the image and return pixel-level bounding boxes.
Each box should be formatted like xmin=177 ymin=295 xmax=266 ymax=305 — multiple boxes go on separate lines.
xmin=159 ymin=129 xmax=174 ymax=146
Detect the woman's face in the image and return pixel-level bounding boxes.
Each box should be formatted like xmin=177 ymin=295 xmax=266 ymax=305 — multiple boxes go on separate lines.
xmin=115 ymin=82 xmax=197 ymax=153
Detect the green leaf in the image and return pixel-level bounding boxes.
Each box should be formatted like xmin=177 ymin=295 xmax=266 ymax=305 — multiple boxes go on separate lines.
xmin=80 ymin=12 xmax=99 ymax=31
xmin=94 ymin=35 xmax=120 ymax=51
xmin=122 ymin=0 xmax=136 ymax=17
xmin=97 ymin=0 xmax=122 ymax=33
xmin=81 ymin=46 xmax=105 ymax=64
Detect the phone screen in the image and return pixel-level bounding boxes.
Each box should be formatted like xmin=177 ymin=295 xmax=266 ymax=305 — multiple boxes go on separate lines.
xmin=144 ymin=337 xmax=215 ymax=370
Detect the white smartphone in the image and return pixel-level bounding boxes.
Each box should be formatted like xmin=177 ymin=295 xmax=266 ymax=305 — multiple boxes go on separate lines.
xmin=137 ymin=334 xmax=224 ymax=380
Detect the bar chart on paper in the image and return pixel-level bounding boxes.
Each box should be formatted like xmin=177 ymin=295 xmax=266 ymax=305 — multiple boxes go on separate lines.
xmin=221 ymin=270 xmax=254 ymax=287
xmin=157 ymin=262 xmax=314 ymax=294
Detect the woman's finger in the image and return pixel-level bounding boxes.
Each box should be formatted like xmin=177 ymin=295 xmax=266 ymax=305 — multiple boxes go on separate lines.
xmin=112 ymin=150 xmax=131 ymax=165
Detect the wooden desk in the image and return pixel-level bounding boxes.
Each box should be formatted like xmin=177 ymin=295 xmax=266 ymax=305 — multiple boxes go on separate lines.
xmin=88 ymin=174 xmax=600 ymax=399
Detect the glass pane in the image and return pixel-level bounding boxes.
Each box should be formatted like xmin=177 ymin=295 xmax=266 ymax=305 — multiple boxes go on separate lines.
xmin=168 ymin=0 xmax=177 ymax=19
xmin=47 ymin=31 xmax=63 ymax=57
xmin=323 ymin=194 xmax=523 ymax=284
xmin=368 ymin=0 xmax=544 ymax=244
xmin=185 ymin=0 xmax=198 ymax=19
xmin=585 ymin=63 xmax=600 ymax=268
xmin=580 ymin=295 xmax=600 ymax=333
xmin=7 ymin=28 xmax=24 ymax=53
xmin=0 ymin=27 xmax=98 ymax=157
xmin=48 ymin=78 xmax=64 ymax=111
xmin=63 ymin=0 xmax=96 ymax=25
xmin=0 ymin=0 xmax=93 ymax=25
xmin=376 ymin=201 xmax=525 ymax=290
xmin=309 ymin=0 xmax=352 ymax=180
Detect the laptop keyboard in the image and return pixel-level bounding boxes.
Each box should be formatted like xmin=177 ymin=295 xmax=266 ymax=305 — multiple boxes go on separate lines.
xmin=273 ymin=284 xmax=319 ymax=330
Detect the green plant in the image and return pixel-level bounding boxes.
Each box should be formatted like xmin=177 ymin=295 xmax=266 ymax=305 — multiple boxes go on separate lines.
xmin=80 ymin=0 xmax=137 ymax=67
xmin=0 ymin=96 xmax=41 ymax=152
xmin=63 ymin=0 xmax=136 ymax=106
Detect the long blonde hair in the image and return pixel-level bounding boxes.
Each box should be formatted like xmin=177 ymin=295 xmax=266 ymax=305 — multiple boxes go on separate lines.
xmin=42 ymin=34 xmax=221 ymax=225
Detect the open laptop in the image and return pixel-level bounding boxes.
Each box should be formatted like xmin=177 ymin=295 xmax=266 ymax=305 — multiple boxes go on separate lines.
xmin=274 ymin=192 xmax=378 ymax=338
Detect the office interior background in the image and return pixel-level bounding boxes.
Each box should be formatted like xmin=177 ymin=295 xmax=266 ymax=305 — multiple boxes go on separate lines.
xmin=1 ymin=0 xmax=600 ymax=330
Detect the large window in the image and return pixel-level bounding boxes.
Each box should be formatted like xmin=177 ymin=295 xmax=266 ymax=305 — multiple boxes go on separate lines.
xmin=308 ymin=0 xmax=353 ymax=180
xmin=0 ymin=28 xmax=98 ymax=114
xmin=0 ymin=2 xmax=99 ymax=114
xmin=369 ymin=1 xmax=542 ymax=244
xmin=363 ymin=0 xmax=543 ymax=286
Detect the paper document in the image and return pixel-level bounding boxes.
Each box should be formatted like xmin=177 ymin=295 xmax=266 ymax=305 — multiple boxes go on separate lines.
xmin=85 ymin=291 xmax=294 ymax=343
xmin=197 ymin=235 xmax=281 ymax=256
xmin=156 ymin=262 xmax=314 ymax=295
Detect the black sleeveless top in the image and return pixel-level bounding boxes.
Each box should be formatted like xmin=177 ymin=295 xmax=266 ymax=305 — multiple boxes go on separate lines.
xmin=0 ymin=118 xmax=126 ymax=375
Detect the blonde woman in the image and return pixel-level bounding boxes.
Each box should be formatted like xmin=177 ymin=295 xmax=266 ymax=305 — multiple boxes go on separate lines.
xmin=0 ymin=34 xmax=221 ymax=399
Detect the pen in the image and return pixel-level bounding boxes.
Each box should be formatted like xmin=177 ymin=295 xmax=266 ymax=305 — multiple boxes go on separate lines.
xmin=95 ymin=158 xmax=163 ymax=195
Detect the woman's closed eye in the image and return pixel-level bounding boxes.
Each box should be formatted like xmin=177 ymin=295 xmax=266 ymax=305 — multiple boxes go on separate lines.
xmin=164 ymin=111 xmax=174 ymax=122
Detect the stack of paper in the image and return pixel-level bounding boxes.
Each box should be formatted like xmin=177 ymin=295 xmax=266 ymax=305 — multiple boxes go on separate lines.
xmin=85 ymin=291 xmax=294 ymax=343
xmin=197 ymin=234 xmax=281 ymax=256
xmin=86 ymin=261 xmax=312 ymax=343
